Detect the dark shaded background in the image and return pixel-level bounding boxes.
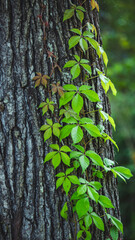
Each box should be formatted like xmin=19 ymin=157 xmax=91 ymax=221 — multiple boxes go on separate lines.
xmin=100 ymin=0 xmax=135 ymax=239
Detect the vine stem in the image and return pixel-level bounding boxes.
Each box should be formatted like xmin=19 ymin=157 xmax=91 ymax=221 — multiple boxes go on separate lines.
xmin=69 ymin=0 xmax=76 ymax=7
xmin=81 ymin=0 xmax=87 ymax=6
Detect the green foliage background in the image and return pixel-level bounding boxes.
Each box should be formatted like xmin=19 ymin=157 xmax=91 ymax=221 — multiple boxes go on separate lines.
xmin=100 ymin=1 xmax=135 ymax=239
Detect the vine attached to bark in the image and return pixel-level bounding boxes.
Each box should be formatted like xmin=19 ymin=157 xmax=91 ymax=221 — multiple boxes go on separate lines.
xmin=33 ymin=1 xmax=132 ymax=239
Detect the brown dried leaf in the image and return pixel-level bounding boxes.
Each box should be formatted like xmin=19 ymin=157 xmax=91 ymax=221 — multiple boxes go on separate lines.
xmin=32 ymin=76 xmax=40 ymax=81
xmin=41 ymin=78 xmax=47 ymax=87
xmin=43 ymin=75 xmax=50 ymax=80
xmin=35 ymin=79 xmax=41 ymax=87
xmin=36 ymin=72 xmax=42 ymax=76
xmin=52 ymin=84 xmax=57 ymax=94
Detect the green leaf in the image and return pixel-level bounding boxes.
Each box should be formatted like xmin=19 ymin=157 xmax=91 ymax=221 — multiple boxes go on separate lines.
xmin=79 ymin=155 xmax=90 ymax=173
xmin=63 ymin=177 xmax=71 ymax=195
xmin=38 ymin=102 xmax=46 ymax=108
xmin=96 ymin=171 xmax=103 ymax=179
xmin=76 ymin=9 xmax=84 ymax=23
xmin=62 ymin=117 xmax=78 ymax=124
xmin=86 ymin=37 xmax=99 ymax=52
xmin=63 ymin=9 xmax=74 ymax=21
xmin=66 ymin=167 xmax=74 ymax=175
xmin=74 ymin=55 xmax=80 ymax=62
xmin=72 ymin=93 xmax=83 ymax=114
xmin=76 ymin=197 xmax=90 ymax=218
xmin=72 ymin=144 xmax=85 ymax=153
xmin=103 ymin=133 xmax=119 ymax=151
xmin=76 ymin=6 xmax=86 ymax=12
xmin=109 ymin=81 xmax=117 ymax=96
xmin=68 ymin=175 xmax=80 ymax=185
xmin=60 ymin=145 xmax=71 ymax=152
xmin=107 ymin=214 xmax=123 ymax=233
xmin=85 ymin=231 xmax=92 ymax=240
xmin=77 ymin=185 xmax=87 ymax=195
xmin=86 ymin=150 xmax=104 ymax=167
xmin=44 ymin=128 xmax=52 ymax=141
xmin=60 ymin=202 xmax=68 ymax=220
xmin=56 ymin=172 xmax=65 ymax=177
xmin=79 ymin=85 xmax=92 ymax=91
xmin=73 ymin=160 xmax=80 ymax=169
xmin=69 ymin=36 xmax=80 ymax=49
xmin=89 ymin=181 xmax=102 ymax=191
xmin=42 ymin=105 xmax=48 ymax=115
xmin=53 ymin=123 xmax=61 ymax=128
xmin=63 ymin=84 xmax=77 ymax=91
xmin=40 ymin=125 xmax=50 ymax=131
xmin=84 ymin=215 xmax=92 ymax=229
xmin=80 ymin=59 xmax=89 ymax=64
xmin=81 ymin=90 xmax=100 ymax=102
xmin=60 ymin=124 xmax=76 ymax=140
xmin=52 ymin=153 xmax=61 ymax=169
xmin=70 ymin=28 xmax=81 ymax=35
xmin=110 ymin=226 xmax=119 ymax=240
xmin=112 ymin=166 xmax=133 ymax=179
xmin=77 ymin=230 xmax=83 ymax=239
xmin=91 ymin=212 xmax=104 ymax=231
xmin=71 ymin=64 xmax=81 ymax=80
xmin=49 ymin=104 xmax=54 ymax=113
xmin=50 ymin=144 xmax=59 ymax=150
xmin=56 ymin=177 xmax=65 ymax=189
xmin=81 ymin=64 xmax=92 ymax=75
xmin=79 ymin=38 xmax=88 ymax=52
xmin=83 ymin=31 xmax=94 ymax=38
xmin=83 ymin=124 xmax=102 ymax=138
xmin=100 ymin=110 xmax=108 ymax=121
xmin=98 ymin=195 xmax=114 ymax=209
xmin=87 ymin=186 xmax=99 ymax=202
xmin=71 ymin=126 xmax=83 ymax=143
xmin=59 ymin=92 xmax=75 ymax=107
xmin=102 ymin=50 xmax=108 ymax=67
xmin=79 ymin=117 xmax=93 ymax=124
xmin=61 ymin=152 xmax=70 ymax=166
xmin=104 ymin=158 xmax=115 ymax=167
xmin=79 ymin=178 xmax=87 ymax=184
xmin=70 ymin=151 xmax=82 ymax=159
xmin=64 ymin=60 xmax=77 ymax=68
xmin=108 ymin=115 xmax=116 ymax=130
xmin=44 ymin=151 xmax=57 ymax=163
xmin=46 ymin=119 xmax=53 ymax=126
xmin=53 ymin=127 xmax=60 ymax=138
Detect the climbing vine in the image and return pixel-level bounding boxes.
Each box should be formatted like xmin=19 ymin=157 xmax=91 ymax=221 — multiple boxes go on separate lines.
xmin=33 ymin=1 xmax=132 ymax=239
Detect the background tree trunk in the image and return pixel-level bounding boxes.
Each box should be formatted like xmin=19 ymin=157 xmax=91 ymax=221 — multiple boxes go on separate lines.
xmin=0 ymin=0 xmax=121 ymax=239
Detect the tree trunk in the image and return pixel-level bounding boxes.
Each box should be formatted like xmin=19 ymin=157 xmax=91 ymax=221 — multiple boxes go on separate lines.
xmin=0 ymin=0 xmax=121 ymax=239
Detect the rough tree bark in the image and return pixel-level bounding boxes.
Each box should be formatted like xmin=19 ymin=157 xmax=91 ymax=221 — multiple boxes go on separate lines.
xmin=0 ymin=0 xmax=121 ymax=239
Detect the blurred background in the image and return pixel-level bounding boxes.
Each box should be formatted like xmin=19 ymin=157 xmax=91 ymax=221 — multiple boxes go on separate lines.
xmin=100 ymin=0 xmax=135 ymax=239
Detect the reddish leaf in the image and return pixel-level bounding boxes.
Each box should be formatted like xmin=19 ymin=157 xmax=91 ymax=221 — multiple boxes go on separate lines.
xmin=37 ymin=15 xmax=42 ymax=20
xmin=51 ymin=82 xmax=64 ymax=97
xmin=32 ymin=73 xmax=50 ymax=88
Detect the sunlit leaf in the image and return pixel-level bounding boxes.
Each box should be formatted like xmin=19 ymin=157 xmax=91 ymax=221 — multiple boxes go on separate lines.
xmin=72 ymin=94 xmax=83 ymax=114
xmin=69 ymin=36 xmax=80 ymax=49
xmin=71 ymin=126 xmax=83 ymax=143
xmin=63 ymin=9 xmax=74 ymax=21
